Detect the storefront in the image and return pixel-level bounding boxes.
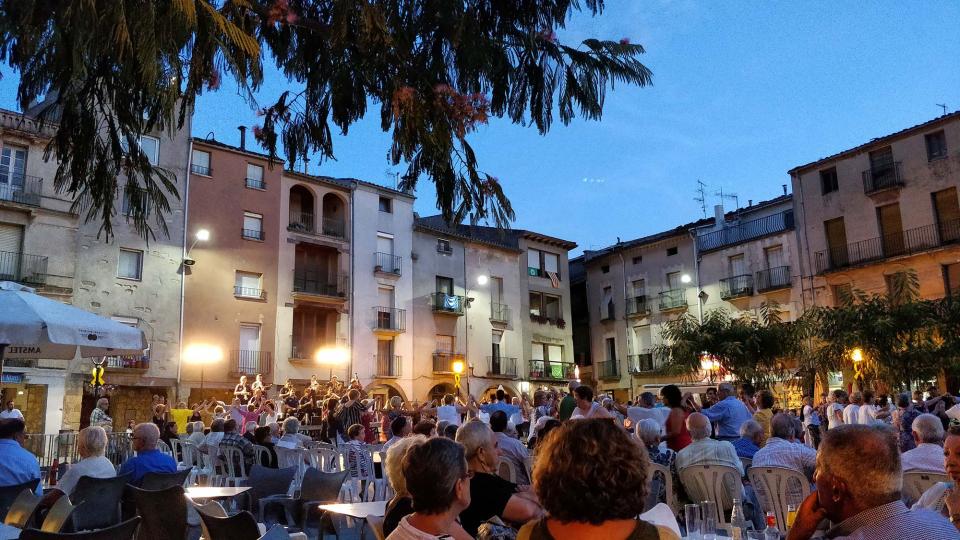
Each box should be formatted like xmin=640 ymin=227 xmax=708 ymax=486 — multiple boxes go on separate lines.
xmin=0 ymin=364 xmax=67 ymax=435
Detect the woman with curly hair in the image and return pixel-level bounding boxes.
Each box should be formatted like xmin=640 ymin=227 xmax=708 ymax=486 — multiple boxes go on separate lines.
xmin=518 ymin=418 xmax=678 ymax=539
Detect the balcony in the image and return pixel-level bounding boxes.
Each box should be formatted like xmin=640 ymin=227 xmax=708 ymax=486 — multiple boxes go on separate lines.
xmin=190 ymin=164 xmax=211 ymax=176
xmin=374 ymin=252 xmax=402 ymax=276
xmin=373 ymin=307 xmax=406 ymax=334
xmin=815 ymin=218 xmax=960 ymax=274
xmin=625 ymin=296 xmax=650 ymax=318
xmin=697 ymin=210 xmax=794 ymax=252
xmin=230 ymin=350 xmax=272 ymax=377
xmin=432 ymin=351 xmax=465 ymax=373
xmin=596 ymin=360 xmax=620 ymax=380
xmin=600 ymin=301 xmax=615 ymax=322
xmin=287 ymin=212 xmax=346 ymax=240
xmin=233 ymin=285 xmax=266 ymax=300
xmin=756 ymin=266 xmax=791 ymax=292
xmin=104 ymin=354 xmax=150 ymax=373
xmin=376 ymin=354 xmax=401 ymax=377
xmin=719 ymin=274 xmax=753 ymax=300
xmin=486 ymin=356 xmax=518 ymax=378
xmin=658 ymin=289 xmax=687 ymax=311
xmin=431 ymin=292 xmax=465 ymax=316
xmin=290 ymin=337 xmax=347 ymax=362
xmin=0 ymin=251 xmax=48 ymax=286
xmin=862 ymin=162 xmax=903 ymax=194
xmin=628 ymin=353 xmax=655 ymax=374
xmin=0 ymin=174 xmax=43 ymax=207
xmin=245 ymin=177 xmax=266 ymax=190
xmin=528 ymin=359 xmax=576 ymax=381
xmin=490 ymin=302 xmax=511 ymax=323
xmin=288 ymin=211 xmax=314 ymax=233
xmin=241 ymin=228 xmax=264 ymax=241
xmin=292 ymin=271 xmax=347 ymax=299
xmin=321 ymin=218 xmax=346 ymax=238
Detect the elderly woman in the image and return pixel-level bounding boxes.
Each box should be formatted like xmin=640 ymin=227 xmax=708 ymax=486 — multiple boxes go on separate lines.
xmin=187 ymin=421 xmax=206 ymax=447
xmin=519 ymin=419 xmax=678 ymax=539
xmin=41 ymin=426 xmax=116 ymax=506
xmin=635 ymin=418 xmax=678 ymax=510
xmin=386 ymin=437 xmax=473 ymax=540
xmin=383 ymin=435 xmax=428 ymax=536
xmin=897 ymin=392 xmax=922 ymax=451
xmin=914 ymin=423 xmax=960 ymax=527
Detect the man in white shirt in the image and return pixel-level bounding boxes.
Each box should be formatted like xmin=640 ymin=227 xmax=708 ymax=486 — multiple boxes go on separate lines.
xmin=0 ymin=400 xmax=23 ymax=420
xmin=569 ymin=385 xmax=612 ymax=420
xmin=827 ymin=390 xmax=846 ymax=430
xmin=618 ymin=392 xmax=668 ymax=431
xmin=676 ymin=413 xmax=744 ymax=504
xmin=901 ymin=413 xmax=945 ymax=473
xmin=857 ymin=390 xmax=884 ymax=425
xmin=842 ymin=391 xmax=862 ymax=425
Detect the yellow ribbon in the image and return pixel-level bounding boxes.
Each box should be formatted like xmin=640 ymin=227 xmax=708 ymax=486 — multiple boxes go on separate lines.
xmin=90 ymin=365 xmax=105 ymax=386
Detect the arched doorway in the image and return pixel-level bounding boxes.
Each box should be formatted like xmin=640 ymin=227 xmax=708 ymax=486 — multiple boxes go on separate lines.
xmin=427 ymin=383 xmax=456 ymax=405
xmin=481 ymin=384 xmax=519 ymax=402
xmin=321 ymin=193 xmax=346 ymax=237
xmin=366 ymin=383 xmax=406 ymax=412
xmin=289 ymin=185 xmax=315 ymax=232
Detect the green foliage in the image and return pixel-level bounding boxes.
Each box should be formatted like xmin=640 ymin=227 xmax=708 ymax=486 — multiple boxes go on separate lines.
xmin=0 ymin=0 xmax=652 ymax=239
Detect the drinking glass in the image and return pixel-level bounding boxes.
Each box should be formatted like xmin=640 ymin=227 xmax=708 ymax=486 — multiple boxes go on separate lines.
xmin=700 ymin=501 xmax=717 ymax=540
xmin=747 ymin=531 xmax=765 ymax=540
xmin=684 ymin=503 xmax=701 ymax=539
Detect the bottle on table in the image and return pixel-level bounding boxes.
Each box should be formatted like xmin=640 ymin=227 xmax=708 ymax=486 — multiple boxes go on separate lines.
xmin=729 ymin=498 xmax=750 ymax=540
xmin=48 ymin=458 xmax=59 ymax=487
xmin=764 ymin=511 xmax=780 ymax=540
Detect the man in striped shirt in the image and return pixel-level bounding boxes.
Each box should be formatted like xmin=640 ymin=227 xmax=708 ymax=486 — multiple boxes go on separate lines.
xmin=335 ymin=390 xmax=365 ymax=440
xmin=753 ymin=413 xmax=817 ymax=506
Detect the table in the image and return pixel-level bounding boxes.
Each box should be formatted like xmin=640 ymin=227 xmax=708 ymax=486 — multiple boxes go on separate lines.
xmin=317 ymin=501 xmax=387 ymax=540
xmin=185 ymin=486 xmax=251 ymax=499
xmin=0 ymin=523 xmax=20 ymax=540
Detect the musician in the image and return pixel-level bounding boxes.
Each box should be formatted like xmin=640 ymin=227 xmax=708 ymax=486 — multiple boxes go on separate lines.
xmin=280 ymin=382 xmax=300 ymax=417
xmin=251 ymin=373 xmax=271 ymax=394
xmin=234 ymin=375 xmax=252 ymax=404
xmin=299 ymin=388 xmax=318 ymax=423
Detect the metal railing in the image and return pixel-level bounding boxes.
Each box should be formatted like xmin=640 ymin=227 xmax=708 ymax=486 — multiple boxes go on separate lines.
xmin=288 ymin=211 xmax=314 ymax=232
xmin=596 ymin=360 xmax=620 ymax=379
xmin=490 ymin=302 xmax=511 ymax=322
xmin=626 ymin=296 xmax=649 ymax=317
xmin=0 ymin=174 xmax=42 ymax=207
xmin=233 ymin=285 xmax=266 ymax=299
xmin=291 ymin=340 xmax=341 ymax=360
xmin=321 ymin=218 xmax=346 ymax=238
xmin=375 ymin=252 xmax=402 ymax=275
xmin=245 ymin=177 xmax=266 ymax=190
xmin=293 ymin=271 xmax=347 ymax=297
xmin=600 ymin=301 xmax=615 ymax=321
xmin=719 ymin=274 xmax=753 ymax=299
xmin=697 ymin=210 xmax=795 ymax=252
xmin=377 ymin=354 xmax=401 ymax=377
xmin=431 ymin=292 xmax=465 ymax=315
xmin=241 ymin=228 xmax=264 ymax=241
xmin=815 ymin=218 xmax=960 ymax=273
xmin=191 ymin=164 xmax=211 ymax=175
xmin=756 ymin=266 xmax=791 ymax=292
xmin=432 ymin=352 xmax=464 ymax=373
xmin=658 ymin=288 xmax=687 ymax=310
xmin=487 ymin=356 xmax=517 ymax=377
xmin=24 ymin=432 xmax=134 ymax=471
xmin=628 ymin=353 xmax=655 ymax=374
xmin=528 ymin=359 xmax=576 ymax=381
xmin=104 ymin=354 xmax=150 ymax=370
xmin=373 ymin=306 xmax=406 ymax=332
xmin=0 ymin=251 xmax=48 ymax=285
xmin=862 ymin=161 xmax=903 ymax=194
xmin=230 ymin=350 xmax=272 ymax=376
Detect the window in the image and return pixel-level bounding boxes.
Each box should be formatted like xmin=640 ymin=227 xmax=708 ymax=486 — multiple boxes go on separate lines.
xmin=491 ymin=331 xmax=503 ymax=366
xmin=379 ymin=196 xmax=392 ymax=213
xmin=117 ymin=248 xmax=143 ymax=280
xmin=605 ymin=337 xmax=617 ymax=361
xmin=824 ymin=217 xmax=848 ymax=267
xmin=926 ymin=130 xmax=948 ymax=161
xmin=933 ymin=187 xmax=960 ymax=243
xmin=527 ymin=249 xmax=561 ymax=279
xmin=601 ymin=265 xmax=610 ymax=274
xmin=601 ymin=286 xmax=614 ymax=320
xmin=437 ymin=238 xmax=452 ymax=254
xmin=0 ymin=145 xmax=27 ymax=188
xmin=666 ymin=246 xmax=678 ymax=256
xmin=238 ymin=324 xmax=261 ymax=368
xmin=246 ymin=164 xmax=265 ymax=189
xmin=139 ymin=136 xmax=160 ymax=165
xmin=436 ymin=276 xmax=454 ymax=295
xmin=242 ymin=212 xmax=264 ymax=240
xmin=234 ymin=271 xmax=263 ymax=298
xmin=532 ymin=343 xmax=564 ymax=363
xmin=436 ymin=335 xmax=455 ymax=353
xmin=632 ymin=256 xmax=642 ymax=265
xmin=820 ymin=167 xmax=839 ymax=194
xmin=944 ymin=263 xmax=960 ymax=297
xmin=666 ymin=272 xmax=681 ymax=290
xmin=120 ymin=186 xmax=151 ymax=218
xmin=191 ymin=150 xmax=211 ymax=175
xmin=877 ymin=203 xmax=905 ymax=256
xmin=632 ymin=279 xmax=646 ymax=296
xmin=530 ymin=291 xmax=561 ymax=320
xmin=832 ymin=283 xmax=852 ymax=303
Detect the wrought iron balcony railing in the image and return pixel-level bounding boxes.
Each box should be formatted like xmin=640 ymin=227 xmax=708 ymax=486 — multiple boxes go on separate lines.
xmin=719 ymin=274 xmax=753 ymax=299
xmin=230 ymin=350 xmax=272 ymax=376
xmin=0 ymin=251 xmax=47 ymax=285
xmin=862 ymin=161 xmax=904 ymax=194
xmin=596 ymin=360 xmax=620 ymax=379
xmin=487 ymin=356 xmax=518 ymax=377
xmin=233 ymin=285 xmax=266 ymax=299
xmin=659 ymin=289 xmax=687 ymax=310
xmin=288 ymin=211 xmax=314 ymax=232
xmin=431 ymin=292 xmax=465 ymax=315
xmin=373 ymin=306 xmax=406 ymax=333
xmin=0 ymin=174 xmax=42 ymax=207
xmin=528 ymin=359 xmax=576 ymax=381
xmin=697 ymin=210 xmax=795 ymax=252
xmin=756 ymin=266 xmax=791 ymax=292
xmin=292 ymin=271 xmax=347 ymax=297
xmin=241 ymin=228 xmax=264 ymax=241
xmin=490 ymin=302 xmax=511 ymax=323
xmin=432 ymin=351 xmax=465 ymax=373
xmin=377 ymin=354 xmax=401 ymax=377
xmin=375 ymin=252 xmax=402 ymax=275
xmin=626 ymin=296 xmax=650 ymax=317
xmin=815 ymin=218 xmax=960 ymax=273
xmin=628 ymin=353 xmax=655 ymax=374
xmin=245 ymin=177 xmax=266 ymax=190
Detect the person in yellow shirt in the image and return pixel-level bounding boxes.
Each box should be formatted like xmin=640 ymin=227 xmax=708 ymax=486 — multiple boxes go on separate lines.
xmin=169 ymin=401 xmax=193 ymax=434
xmin=752 ymin=390 xmax=775 ymax=446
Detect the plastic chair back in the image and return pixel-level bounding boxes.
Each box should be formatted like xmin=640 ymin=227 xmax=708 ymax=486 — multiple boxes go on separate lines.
xmin=740 ymin=457 xmax=752 ymax=471
xmin=219 ymin=445 xmax=250 ymax=486
xmin=3 ymin=488 xmax=40 ymax=528
xmin=748 ymin=466 xmax=811 ymax=529
xmin=140 ymin=469 xmax=191 ymax=491
xmin=902 ymin=471 xmax=949 ymax=505
xmin=301 ymin=468 xmax=348 ymax=504
xmin=156 ymin=440 xmax=173 ymax=457
xmin=366 ymin=514 xmax=387 ymax=540
xmin=128 ymin=484 xmax=187 ymax=540
xmin=497 ymin=460 xmax=517 ymax=484
xmin=197 ymin=509 xmax=261 ymax=540
xmin=69 ymin=474 xmax=131 ymax=530
xmin=0 ymin=479 xmax=40 ymax=522
xmin=168 ymin=438 xmax=183 ymax=464
xmin=40 ymin=496 xmax=78 ymax=533
xmin=678 ymin=464 xmax=743 ymax=525
xmin=645 ymin=462 xmax=677 ymax=514
xmin=20 ymin=516 xmax=141 ymax=540
xmin=252 ymin=445 xmax=272 ymax=467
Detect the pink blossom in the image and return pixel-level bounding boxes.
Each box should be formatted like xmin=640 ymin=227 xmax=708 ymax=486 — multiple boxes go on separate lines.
xmin=252 ymin=125 xmax=263 ymax=138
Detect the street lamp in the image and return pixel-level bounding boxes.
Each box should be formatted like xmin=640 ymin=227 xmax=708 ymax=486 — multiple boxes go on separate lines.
xmin=851 ymin=347 xmax=865 ymax=390
xmin=184 ymin=344 xmax=223 ymax=395
xmin=452 ymin=359 xmax=465 ymax=395
xmin=476 ymin=275 xmax=488 ymax=286
xmin=681 ymin=273 xmax=692 ymax=284
xmin=316 ymin=346 xmax=350 ymax=380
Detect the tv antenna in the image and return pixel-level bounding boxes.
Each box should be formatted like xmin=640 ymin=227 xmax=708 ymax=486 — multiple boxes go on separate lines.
xmin=385 ymin=168 xmax=399 ymax=190
xmin=694 ymin=180 xmax=708 ymax=218
xmin=715 ymin=187 xmax=739 ymax=211
xmin=937 ymin=103 xmax=949 ymax=116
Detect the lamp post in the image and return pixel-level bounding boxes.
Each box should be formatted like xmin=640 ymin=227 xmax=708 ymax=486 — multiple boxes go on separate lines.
xmin=453 ymin=359 xmax=465 ymax=396
xmin=851 ymin=347 xmax=865 ymax=391
xmin=184 ymin=344 xmax=223 ymax=396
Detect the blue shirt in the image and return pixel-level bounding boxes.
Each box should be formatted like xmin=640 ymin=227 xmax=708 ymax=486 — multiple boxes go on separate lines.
xmin=0 ymin=439 xmax=42 ymax=495
xmin=481 ymin=401 xmax=520 ymax=417
xmin=117 ymin=448 xmax=176 ymax=485
xmin=701 ymin=396 xmax=753 ymax=438
xmin=731 ymin=436 xmax=759 ymax=459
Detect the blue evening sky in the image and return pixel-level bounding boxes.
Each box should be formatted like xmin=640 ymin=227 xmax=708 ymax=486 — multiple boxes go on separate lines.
xmin=2 ymin=1 xmax=958 ymax=254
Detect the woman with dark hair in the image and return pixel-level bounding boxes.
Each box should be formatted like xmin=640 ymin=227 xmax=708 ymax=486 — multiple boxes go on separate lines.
xmin=519 ymin=419 xmax=676 ymax=539
xmin=254 ymin=426 xmax=278 ymax=468
xmin=527 ymin=418 xmax=562 ymax=451
xmin=661 ymin=384 xmax=691 ymax=452
xmin=319 ymin=397 xmax=341 ymax=444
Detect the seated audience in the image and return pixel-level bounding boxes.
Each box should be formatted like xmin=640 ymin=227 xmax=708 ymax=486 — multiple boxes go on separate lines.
xmin=456 ymin=420 xmax=543 ymax=537
xmin=412 ymin=420 xmax=438 ymax=438
xmin=676 ymin=413 xmax=744 ymax=506
xmin=383 ymin=435 xmax=428 ymax=537
xmin=383 ymin=416 xmax=412 ymax=452
xmin=220 ymin=418 xmax=256 ymax=470
xmin=443 ymin=423 xmax=459 ymax=440
xmin=786 ymin=424 xmax=960 ymax=540
xmin=732 ymin=419 xmax=764 ymax=459
xmin=253 ymin=426 xmax=278 ymax=468
xmin=636 ymin=418 xmax=678 ymax=510
xmin=490 ymin=411 xmax=530 ymax=485
xmin=528 ymin=418 xmax=562 ymax=452
xmin=41 ymin=426 xmax=115 ymax=506
xmin=0 ymin=419 xmax=41 ymax=496
xmin=901 ymin=413 xmax=945 ymax=473
xmin=200 ymin=418 xmax=224 ymax=455
xmin=752 ymin=390 xmax=775 ymax=445
xmin=277 ymin=416 xmax=305 ymax=449
xmin=243 ymin=420 xmax=258 ymax=443
xmin=345 ymin=423 xmax=374 ymax=480
xmin=118 ymin=422 xmax=177 ymax=485
xmin=570 ymin=385 xmax=612 ymax=419
xmin=187 ymin=421 xmax=206 ymax=448
xmin=518 ymin=418 xmax=678 ymax=539
xmin=386 ymin=437 xmax=472 ymax=539
xmin=752 ymin=413 xmax=817 ymax=506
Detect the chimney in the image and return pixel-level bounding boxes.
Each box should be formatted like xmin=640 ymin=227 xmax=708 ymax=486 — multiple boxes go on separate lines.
xmin=782 ymin=184 xmax=787 ymax=195
xmin=748 ymin=199 xmax=753 ymax=207
xmin=238 ymin=126 xmax=246 ymax=151
xmin=714 ymin=204 xmax=725 ymax=226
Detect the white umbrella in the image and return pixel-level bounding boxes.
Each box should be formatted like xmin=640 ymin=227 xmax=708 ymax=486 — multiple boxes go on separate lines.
xmin=0 ymin=281 xmax=146 ymax=382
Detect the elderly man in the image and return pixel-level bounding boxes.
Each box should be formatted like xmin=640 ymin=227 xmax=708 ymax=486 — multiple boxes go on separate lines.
xmin=0 ymin=419 xmax=41 ymax=495
xmin=569 ymin=385 xmax=612 ymax=419
xmin=118 ymin=422 xmax=177 ymax=485
xmin=41 ymin=426 xmax=115 ymax=506
xmin=901 ymin=413 xmax=946 ymax=473
xmin=732 ymin=419 xmax=764 ymax=459
xmin=382 ymin=415 xmax=411 ymax=452
xmin=753 ymin=413 xmax=817 ymax=506
xmin=701 ymin=382 xmax=753 ymax=441
xmin=456 ymin=420 xmax=542 ymax=537
xmin=557 ymin=381 xmax=578 ymax=421
xmin=220 ymin=418 xmax=255 ymax=470
xmin=787 ymin=424 xmax=960 ymax=540
xmin=89 ymin=397 xmax=112 ymax=428
xmin=676 ymin=413 xmax=744 ymax=477
xmin=490 ymin=411 xmax=530 ymax=485
xmin=619 ymin=391 xmax=668 ymax=430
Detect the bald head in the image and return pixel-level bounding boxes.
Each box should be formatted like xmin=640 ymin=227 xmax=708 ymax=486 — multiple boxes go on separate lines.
xmin=686 ymin=412 xmax=711 ymax=440
xmin=717 ymin=382 xmax=735 ymax=398
xmin=133 ymin=422 xmax=160 ymax=450
xmin=771 ymin=413 xmax=796 ymax=440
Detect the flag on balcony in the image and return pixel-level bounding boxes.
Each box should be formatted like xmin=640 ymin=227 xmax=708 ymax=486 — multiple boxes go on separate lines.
xmin=547 ymin=271 xmax=560 ymax=288
xmin=443 ymin=294 xmax=461 ymax=311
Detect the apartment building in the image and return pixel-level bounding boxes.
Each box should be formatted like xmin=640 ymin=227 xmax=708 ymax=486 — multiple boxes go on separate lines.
xmin=411 ymin=217 xmax=577 ymax=401
xmin=791 ymin=112 xmax=960 ymax=306
xmin=181 ymin=136 xmax=284 ymax=402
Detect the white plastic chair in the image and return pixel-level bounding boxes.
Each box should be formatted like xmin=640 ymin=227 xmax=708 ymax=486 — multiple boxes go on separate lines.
xmin=902 ymin=471 xmax=949 ymax=506
xmin=748 ymin=466 xmax=811 ymax=529
xmin=678 ymin=464 xmax=743 ymax=526
xmin=646 ymin=462 xmax=678 ymax=515
xmin=157 ymin=439 xmax=173 ymax=457
xmin=219 ymin=445 xmax=250 ymax=487
xmin=497 ymin=460 xmax=518 ymax=484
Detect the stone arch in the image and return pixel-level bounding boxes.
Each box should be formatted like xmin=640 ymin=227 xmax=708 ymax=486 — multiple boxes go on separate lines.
xmin=289 ymin=184 xmax=316 ymax=231
xmin=426 ymin=382 xmax=456 ymax=404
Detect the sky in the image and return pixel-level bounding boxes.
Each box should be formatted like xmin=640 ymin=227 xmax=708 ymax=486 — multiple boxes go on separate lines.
xmin=1 ymin=1 xmax=959 ymax=255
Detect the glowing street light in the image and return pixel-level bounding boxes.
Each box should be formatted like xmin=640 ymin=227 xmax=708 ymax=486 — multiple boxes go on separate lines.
xmin=315 ymin=346 xmax=350 ymax=379
xmin=850 ymin=348 xmax=864 ymax=363
xmin=681 ymin=274 xmax=692 ymax=284
xmin=184 ymin=344 xmax=223 ymax=393
xmin=196 ymin=229 xmax=210 ymax=242
xmin=476 ymin=275 xmax=489 ymax=286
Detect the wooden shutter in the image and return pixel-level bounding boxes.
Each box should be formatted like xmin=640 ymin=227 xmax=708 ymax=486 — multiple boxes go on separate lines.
xmin=934 ymin=188 xmax=960 ymax=243
xmin=824 ymin=218 xmax=848 ymax=267
xmin=877 ymin=204 xmax=904 ymax=256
